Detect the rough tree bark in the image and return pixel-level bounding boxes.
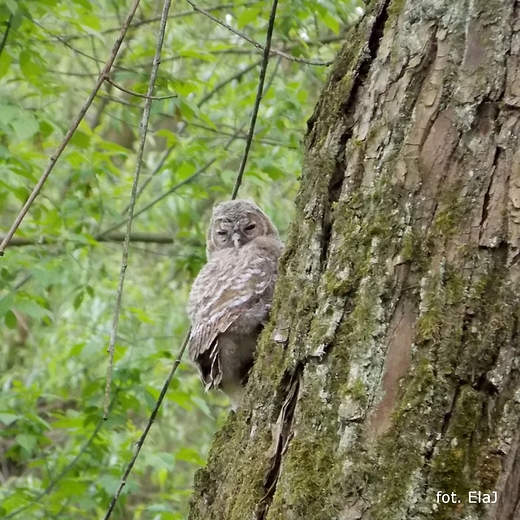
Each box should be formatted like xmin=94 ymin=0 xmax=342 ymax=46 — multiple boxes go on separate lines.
xmin=189 ymin=0 xmax=520 ymax=518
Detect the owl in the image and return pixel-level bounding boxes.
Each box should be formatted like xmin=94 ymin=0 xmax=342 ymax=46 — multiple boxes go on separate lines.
xmin=187 ymin=200 xmax=283 ymax=410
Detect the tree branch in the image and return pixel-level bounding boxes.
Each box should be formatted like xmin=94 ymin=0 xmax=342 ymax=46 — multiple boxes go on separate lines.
xmin=101 ymin=331 xmax=190 ymax=520
xmin=105 ymin=76 xmax=177 ymax=100
xmin=0 ymin=233 xmax=175 ymax=247
xmin=0 ymin=0 xmax=143 ymax=257
xmin=60 ymin=1 xmax=261 ymax=42
xmin=98 ymin=124 xmax=246 ymax=237
xmin=33 ymin=19 xmax=135 ymax=74
xmin=103 ymin=0 xmax=173 ymax=419
xmin=0 ymin=15 xmax=12 ymax=58
xmin=231 ymin=0 xmax=279 ymax=199
xmin=120 ymin=60 xmax=262 ymax=215
xmin=3 ymin=402 xmax=110 ymax=520
xmin=185 ymin=0 xmax=332 ymax=67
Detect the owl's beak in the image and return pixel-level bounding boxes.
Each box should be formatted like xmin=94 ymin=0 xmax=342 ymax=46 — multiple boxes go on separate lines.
xmin=232 ymin=232 xmax=241 ymax=248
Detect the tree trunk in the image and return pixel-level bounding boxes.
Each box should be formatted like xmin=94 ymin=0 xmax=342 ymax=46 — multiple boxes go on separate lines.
xmin=189 ymin=0 xmax=520 ymax=518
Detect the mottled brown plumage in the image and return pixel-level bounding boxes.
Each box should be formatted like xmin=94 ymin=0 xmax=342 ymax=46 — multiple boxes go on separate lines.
xmin=187 ymin=200 xmax=283 ymax=409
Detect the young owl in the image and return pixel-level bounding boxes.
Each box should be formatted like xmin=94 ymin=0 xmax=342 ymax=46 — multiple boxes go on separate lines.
xmin=187 ymin=200 xmax=283 ymax=410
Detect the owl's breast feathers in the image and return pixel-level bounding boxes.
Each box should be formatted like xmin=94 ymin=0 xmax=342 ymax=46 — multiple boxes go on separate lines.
xmin=187 ymin=236 xmax=282 ymax=388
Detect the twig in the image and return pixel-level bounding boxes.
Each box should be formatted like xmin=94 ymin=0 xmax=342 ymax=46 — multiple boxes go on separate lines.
xmin=198 ymin=58 xmax=262 ymax=105
xmin=103 ymin=0 xmax=173 ymax=419
xmin=120 ymin=59 xmax=262 ymax=214
xmin=231 ymin=0 xmax=279 ymax=200
xmin=0 ymin=15 xmax=12 ymax=58
xmin=98 ymin=125 xmax=246 ymax=237
xmin=121 ymin=143 xmax=177 ymax=215
xmin=185 ymin=0 xmax=332 ymax=67
xmin=33 ymin=19 xmax=135 ymax=74
xmin=105 ymin=76 xmax=177 ymax=100
xmin=189 ymin=122 xmax=297 ymax=149
xmin=100 ymin=8 xmax=277 ymax=516
xmin=60 ymin=1 xmax=261 ymax=42
xmin=0 ymin=232 xmax=175 ymax=247
xmin=14 ymin=274 xmax=32 ymax=291
xmin=0 ymin=0 xmax=142 ymax=257
xmin=3 ymin=414 xmax=106 ymax=520
xmin=98 ymin=96 xmax=297 ymax=149
xmin=101 ymin=331 xmax=190 ymax=520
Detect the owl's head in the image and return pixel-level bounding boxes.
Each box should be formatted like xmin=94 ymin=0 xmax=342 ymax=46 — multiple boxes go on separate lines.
xmin=206 ymin=200 xmax=279 ymax=257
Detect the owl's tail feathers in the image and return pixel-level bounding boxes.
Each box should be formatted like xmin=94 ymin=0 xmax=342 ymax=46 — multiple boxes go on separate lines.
xmin=198 ymin=341 xmax=222 ymax=392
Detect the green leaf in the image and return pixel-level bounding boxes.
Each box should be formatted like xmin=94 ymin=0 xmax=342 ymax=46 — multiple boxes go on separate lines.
xmin=98 ymin=141 xmax=130 ymax=154
xmin=39 ymin=119 xmax=54 ymax=139
xmin=175 ymin=161 xmax=196 ymax=181
xmin=263 ymin=164 xmax=285 ymax=180
xmin=176 ymin=447 xmax=205 ymax=466
xmin=0 ymin=413 xmax=20 ymax=426
xmin=31 ymin=266 xmax=64 ymax=285
xmin=69 ymin=342 xmax=86 ymax=356
xmin=2 ymin=0 xmax=18 ymax=15
xmin=0 ymin=51 xmax=12 ymax=79
xmin=97 ymin=475 xmax=121 ymax=495
xmin=15 ymin=299 xmax=51 ymax=319
xmin=70 ymin=130 xmax=92 ymax=149
xmin=71 ymin=0 xmax=92 ymax=9
xmin=57 ymin=478 xmax=87 ymax=496
xmin=73 ymin=291 xmax=84 ymax=309
xmin=0 ymin=103 xmax=18 ymax=126
xmin=191 ymin=397 xmax=212 ymax=418
xmin=322 ymin=12 xmax=340 ymax=34
xmin=16 ymin=433 xmax=37 ymax=453
xmin=10 ymin=110 xmax=40 ymax=141
xmin=178 ymin=49 xmax=214 ymax=62
xmin=178 ymin=100 xmax=195 ymax=121
xmin=155 ymin=128 xmax=178 ymax=147
xmin=0 ymin=294 xmax=14 ymax=316
xmin=237 ymin=7 xmax=261 ymax=28
xmin=79 ymin=13 xmax=100 ymax=30
xmin=19 ymin=50 xmax=45 ymax=77
xmin=4 ymin=309 xmax=17 ymax=329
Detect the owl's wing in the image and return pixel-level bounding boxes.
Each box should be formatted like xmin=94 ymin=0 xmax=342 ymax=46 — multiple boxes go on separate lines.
xmin=188 ymin=241 xmax=279 ymax=387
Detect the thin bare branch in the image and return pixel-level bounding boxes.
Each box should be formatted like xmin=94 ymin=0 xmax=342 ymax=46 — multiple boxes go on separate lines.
xmin=101 ymin=331 xmax=190 ymax=520
xmin=120 ymin=59 xmax=262 ymax=214
xmin=0 ymin=14 xmax=12 ymax=58
xmin=0 ymin=0 xmax=142 ymax=257
xmin=98 ymin=125 xmax=245 ymax=237
xmin=33 ymin=19 xmax=135 ymax=74
xmin=0 ymin=232 xmax=174 ymax=247
xmin=189 ymin=122 xmax=297 ymax=149
xmin=198 ymin=58 xmax=262 ymax=105
xmin=121 ymin=142 xmax=177 ymax=214
xmin=185 ymin=0 xmax=332 ymax=67
xmin=105 ymin=76 xmax=177 ymax=100
xmin=60 ymin=1 xmax=261 ymax=42
xmin=103 ymin=0 xmax=173 ymax=419
xmin=231 ymin=0 xmax=279 ymax=200
xmin=3 ymin=412 xmax=106 ymax=520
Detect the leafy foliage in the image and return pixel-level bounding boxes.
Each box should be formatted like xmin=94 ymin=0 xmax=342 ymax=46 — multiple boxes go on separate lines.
xmin=0 ymin=0 xmax=361 ymax=517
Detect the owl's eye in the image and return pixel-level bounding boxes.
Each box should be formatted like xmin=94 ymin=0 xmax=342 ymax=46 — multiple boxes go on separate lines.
xmin=216 ymin=230 xmax=227 ymax=236
xmin=244 ymin=223 xmax=256 ymax=231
